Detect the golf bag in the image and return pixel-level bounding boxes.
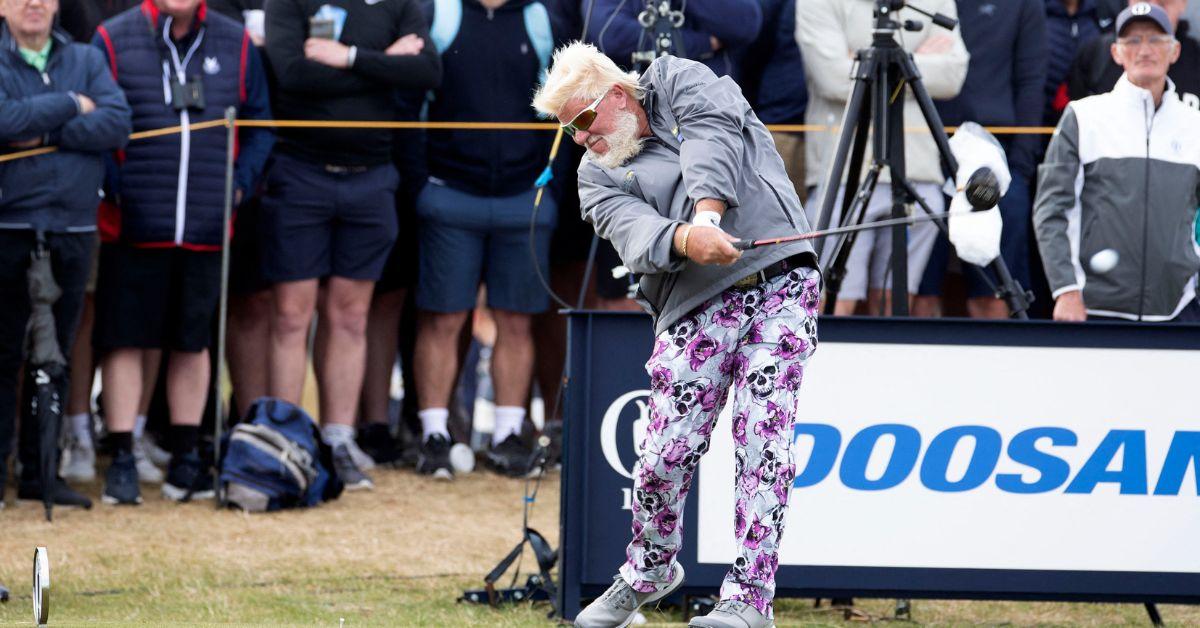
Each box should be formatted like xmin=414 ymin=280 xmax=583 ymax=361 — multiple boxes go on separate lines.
xmin=219 ymin=398 xmax=342 ymax=512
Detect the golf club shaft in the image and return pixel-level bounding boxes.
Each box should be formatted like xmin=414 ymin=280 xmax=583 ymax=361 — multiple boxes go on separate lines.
xmin=731 ymin=209 xmax=960 ymax=251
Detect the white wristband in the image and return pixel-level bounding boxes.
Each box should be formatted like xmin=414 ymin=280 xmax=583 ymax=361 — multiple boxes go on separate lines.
xmin=692 ymin=210 xmax=722 ymax=230
xmin=347 ymin=45 xmax=358 ymax=68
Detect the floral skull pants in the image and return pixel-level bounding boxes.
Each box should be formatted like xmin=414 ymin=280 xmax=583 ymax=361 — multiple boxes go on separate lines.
xmin=619 ymin=266 xmax=820 ymax=618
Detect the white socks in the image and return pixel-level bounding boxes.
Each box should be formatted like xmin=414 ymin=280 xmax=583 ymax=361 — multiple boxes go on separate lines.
xmin=321 ymin=423 xmax=355 ymax=447
xmin=492 ymin=406 xmax=525 ymax=446
xmin=133 ymin=414 xmax=147 ymax=440
xmin=69 ymin=413 xmax=92 ymax=446
xmin=418 ymin=408 xmax=449 ymax=442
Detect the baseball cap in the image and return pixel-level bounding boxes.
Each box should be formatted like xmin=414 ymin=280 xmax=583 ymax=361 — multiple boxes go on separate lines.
xmin=1116 ymin=2 xmax=1173 ymax=36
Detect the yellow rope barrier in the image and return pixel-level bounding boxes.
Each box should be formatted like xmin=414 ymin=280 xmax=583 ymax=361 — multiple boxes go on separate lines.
xmin=0 ymin=118 xmax=1057 ymax=164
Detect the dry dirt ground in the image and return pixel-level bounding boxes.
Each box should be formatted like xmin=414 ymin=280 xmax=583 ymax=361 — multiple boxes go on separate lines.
xmin=2 ymin=464 xmax=1199 ymax=626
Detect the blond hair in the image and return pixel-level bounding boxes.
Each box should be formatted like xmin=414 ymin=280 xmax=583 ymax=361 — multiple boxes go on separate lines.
xmin=532 ymin=41 xmax=643 ymax=117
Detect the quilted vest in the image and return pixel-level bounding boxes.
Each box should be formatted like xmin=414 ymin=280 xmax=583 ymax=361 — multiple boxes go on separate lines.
xmin=97 ymin=0 xmax=248 ymax=248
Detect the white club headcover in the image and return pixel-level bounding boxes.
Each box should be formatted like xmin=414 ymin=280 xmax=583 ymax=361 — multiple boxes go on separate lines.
xmin=946 ymin=122 xmax=1010 ymax=267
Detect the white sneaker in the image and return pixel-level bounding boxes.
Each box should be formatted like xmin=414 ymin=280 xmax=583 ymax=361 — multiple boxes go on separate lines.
xmin=140 ymin=434 xmax=172 ymax=468
xmin=341 ymin=437 xmax=376 ymax=471
xmin=134 ymin=439 xmax=164 ymax=484
xmin=60 ymin=437 xmax=97 ymax=483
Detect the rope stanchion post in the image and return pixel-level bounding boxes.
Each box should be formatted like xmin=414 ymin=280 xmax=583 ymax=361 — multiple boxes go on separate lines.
xmin=213 ymin=106 xmax=237 ymax=506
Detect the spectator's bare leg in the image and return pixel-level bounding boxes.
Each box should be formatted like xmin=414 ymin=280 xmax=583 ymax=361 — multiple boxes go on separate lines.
xmin=227 ymin=289 xmax=272 ymax=419
xmin=834 ymin=299 xmax=860 ymax=316
xmin=414 ymin=310 xmax=470 ymax=412
xmin=490 ymin=309 xmax=533 ymax=409
xmin=912 ymin=295 xmax=942 ymax=318
xmin=66 ymin=294 xmax=94 ymax=417
xmin=361 ymin=289 xmax=406 ymax=425
xmin=139 ymin=349 xmax=161 ymax=418
xmin=967 ymin=296 xmax=1008 ymax=320
xmin=315 ymin=277 xmax=375 ymax=427
xmin=166 ymin=350 xmax=209 ymax=427
xmin=102 ymin=348 xmax=143 ymax=434
xmin=269 ymin=279 xmax=319 ymax=404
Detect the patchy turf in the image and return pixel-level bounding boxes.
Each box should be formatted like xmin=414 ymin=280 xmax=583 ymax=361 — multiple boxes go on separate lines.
xmin=1 ymin=466 xmax=1197 ymax=626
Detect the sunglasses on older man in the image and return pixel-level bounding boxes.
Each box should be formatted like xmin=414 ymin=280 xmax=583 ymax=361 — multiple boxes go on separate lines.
xmin=561 ymin=92 xmax=608 ymax=138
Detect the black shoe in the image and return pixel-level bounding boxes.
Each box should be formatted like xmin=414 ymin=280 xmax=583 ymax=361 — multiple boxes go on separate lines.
xmin=416 ymin=434 xmax=453 ymax=480
xmin=486 ymin=434 xmax=536 ymax=478
xmin=18 ymin=476 xmax=93 ymax=509
xmin=357 ymin=423 xmax=402 ymax=466
xmin=332 ymin=443 xmax=375 ymax=491
xmin=162 ymin=452 xmax=215 ymax=502
xmin=101 ymin=451 xmax=142 ymax=506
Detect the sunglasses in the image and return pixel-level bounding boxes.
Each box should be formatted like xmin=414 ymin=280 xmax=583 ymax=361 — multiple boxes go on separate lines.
xmin=561 ymin=92 xmax=608 ymax=138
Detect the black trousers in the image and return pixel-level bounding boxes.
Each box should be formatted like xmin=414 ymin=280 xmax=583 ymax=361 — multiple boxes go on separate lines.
xmin=0 ymin=231 xmax=94 ymax=482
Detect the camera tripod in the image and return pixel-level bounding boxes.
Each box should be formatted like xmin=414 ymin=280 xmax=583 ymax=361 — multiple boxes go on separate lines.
xmin=631 ymin=0 xmax=686 ymax=70
xmin=812 ymin=0 xmax=1032 ymax=318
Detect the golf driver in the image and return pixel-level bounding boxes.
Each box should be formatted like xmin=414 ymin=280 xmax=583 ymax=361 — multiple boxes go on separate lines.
xmin=732 ymin=167 xmax=999 ymax=251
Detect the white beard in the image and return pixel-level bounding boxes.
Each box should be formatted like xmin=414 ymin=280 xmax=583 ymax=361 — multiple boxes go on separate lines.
xmin=588 ymin=110 xmax=645 ymax=169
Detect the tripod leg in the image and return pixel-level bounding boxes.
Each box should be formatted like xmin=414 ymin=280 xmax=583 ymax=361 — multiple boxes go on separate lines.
xmin=814 ymin=50 xmax=878 ymax=255
xmin=883 ymin=62 xmax=909 ymax=316
xmin=820 ymin=104 xmax=875 ymax=311
xmin=1145 ymin=602 xmax=1164 ymax=626
xmin=823 ymin=164 xmax=882 ymax=312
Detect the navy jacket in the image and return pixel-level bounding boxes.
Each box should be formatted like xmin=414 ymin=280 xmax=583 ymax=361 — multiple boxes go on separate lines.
xmin=95 ymin=0 xmax=273 ymax=248
xmin=738 ymin=0 xmax=806 ymax=125
xmin=1044 ymin=0 xmax=1101 ymax=125
xmin=587 ymin=0 xmax=761 ymax=80
xmin=265 ymin=0 xmax=440 ymax=166
xmin=0 ymin=24 xmax=131 ymax=232
xmin=422 ymin=0 xmax=567 ymax=197
xmin=936 ymin=0 xmax=1046 ymax=180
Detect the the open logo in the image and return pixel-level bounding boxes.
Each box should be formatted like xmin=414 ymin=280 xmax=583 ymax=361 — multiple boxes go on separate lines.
xmin=599 ymin=390 xmax=651 ymax=479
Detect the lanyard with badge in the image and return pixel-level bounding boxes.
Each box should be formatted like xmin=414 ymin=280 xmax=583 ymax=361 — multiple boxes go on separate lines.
xmin=160 ymin=18 xmax=208 ymax=111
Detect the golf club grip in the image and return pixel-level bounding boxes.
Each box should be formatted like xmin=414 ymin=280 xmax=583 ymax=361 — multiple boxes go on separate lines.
xmin=732 ymin=239 xmax=757 ymax=251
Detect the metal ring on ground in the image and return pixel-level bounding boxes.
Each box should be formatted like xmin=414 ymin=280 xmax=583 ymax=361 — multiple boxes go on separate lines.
xmin=33 ymin=547 xmax=48 ymax=626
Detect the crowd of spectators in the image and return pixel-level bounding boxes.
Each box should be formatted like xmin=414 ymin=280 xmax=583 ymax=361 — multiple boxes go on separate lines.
xmin=0 ymin=0 xmax=1197 ymax=508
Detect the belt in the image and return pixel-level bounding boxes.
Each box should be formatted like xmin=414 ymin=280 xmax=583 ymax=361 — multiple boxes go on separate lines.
xmin=732 ymin=253 xmax=814 ymax=289
xmin=323 ymin=164 xmax=370 ymax=174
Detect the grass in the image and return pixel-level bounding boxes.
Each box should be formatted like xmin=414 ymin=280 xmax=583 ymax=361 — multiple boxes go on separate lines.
xmin=2 ymin=466 xmax=1199 ymax=626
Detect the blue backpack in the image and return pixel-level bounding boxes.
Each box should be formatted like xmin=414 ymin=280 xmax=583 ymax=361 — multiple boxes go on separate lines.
xmin=219 ymin=398 xmax=343 ymax=512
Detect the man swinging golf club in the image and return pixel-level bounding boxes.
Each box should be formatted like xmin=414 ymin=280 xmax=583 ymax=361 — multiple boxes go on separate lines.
xmin=533 ymin=42 xmax=820 ymax=628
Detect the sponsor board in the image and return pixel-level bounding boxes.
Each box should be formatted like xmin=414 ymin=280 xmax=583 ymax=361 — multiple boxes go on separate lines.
xmin=560 ymin=314 xmax=1200 ymax=618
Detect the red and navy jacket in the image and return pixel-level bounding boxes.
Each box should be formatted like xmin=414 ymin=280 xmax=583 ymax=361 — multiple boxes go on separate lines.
xmin=93 ymin=0 xmax=273 ymax=249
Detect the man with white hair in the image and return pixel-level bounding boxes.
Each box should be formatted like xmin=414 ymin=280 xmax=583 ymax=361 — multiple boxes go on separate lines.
xmin=533 ymin=42 xmax=820 ymax=628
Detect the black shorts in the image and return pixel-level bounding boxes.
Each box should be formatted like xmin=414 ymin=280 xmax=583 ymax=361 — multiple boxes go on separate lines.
xmin=260 ymin=152 xmax=400 ymax=283
xmin=229 ymin=195 xmax=270 ymax=296
xmin=93 ymin=244 xmax=221 ymax=353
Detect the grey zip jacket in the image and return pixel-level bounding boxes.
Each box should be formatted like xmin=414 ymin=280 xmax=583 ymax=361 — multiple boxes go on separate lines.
xmin=1034 ymin=76 xmax=1200 ymax=321
xmin=577 ymin=56 xmax=818 ymax=334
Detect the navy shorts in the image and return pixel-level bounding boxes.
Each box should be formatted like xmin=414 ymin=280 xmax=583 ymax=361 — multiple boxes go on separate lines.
xmin=416 ymin=180 xmax=556 ymax=313
xmin=918 ymin=172 xmax=1034 ymax=298
xmin=260 ymin=152 xmax=399 ymax=283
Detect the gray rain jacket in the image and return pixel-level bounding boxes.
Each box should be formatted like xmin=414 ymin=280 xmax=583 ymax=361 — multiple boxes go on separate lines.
xmin=1034 ymin=76 xmax=1200 ymax=321
xmin=577 ymin=56 xmax=818 ymax=334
